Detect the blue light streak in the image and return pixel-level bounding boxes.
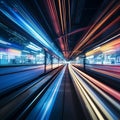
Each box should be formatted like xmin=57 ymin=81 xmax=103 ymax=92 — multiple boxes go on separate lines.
xmin=26 ymin=66 xmax=66 ymax=120
xmin=0 ymin=0 xmax=64 ymax=59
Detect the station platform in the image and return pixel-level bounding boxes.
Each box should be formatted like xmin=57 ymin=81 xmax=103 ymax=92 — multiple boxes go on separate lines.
xmin=0 ymin=65 xmax=119 ymax=120
xmin=0 ymin=0 xmax=119 ymax=120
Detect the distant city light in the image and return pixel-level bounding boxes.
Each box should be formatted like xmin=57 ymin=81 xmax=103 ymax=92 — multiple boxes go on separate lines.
xmin=103 ymin=49 xmax=115 ymax=53
xmin=93 ymin=47 xmax=101 ymax=51
xmin=31 ymin=51 xmax=37 ymax=54
xmin=26 ymin=42 xmax=41 ymax=51
xmin=29 ymin=42 xmax=42 ymax=50
xmin=22 ymin=50 xmax=30 ymax=53
xmin=0 ymin=1 xmax=64 ymax=59
xmin=8 ymin=48 xmax=21 ymax=55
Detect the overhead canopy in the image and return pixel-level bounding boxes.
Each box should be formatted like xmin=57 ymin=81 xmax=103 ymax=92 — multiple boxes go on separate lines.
xmin=0 ymin=0 xmax=119 ymax=60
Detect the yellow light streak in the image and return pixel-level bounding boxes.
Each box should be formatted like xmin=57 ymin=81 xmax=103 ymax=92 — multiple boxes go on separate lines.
xmin=69 ymin=65 xmax=98 ymax=120
xmin=58 ymin=0 xmax=64 ymax=34
xmin=71 ymin=3 xmax=120 ymax=57
xmin=86 ymin=37 xmax=120 ymax=56
xmin=69 ymin=65 xmax=104 ymax=120
xmin=73 ymin=66 xmax=120 ymax=111
xmin=69 ymin=64 xmax=116 ymax=120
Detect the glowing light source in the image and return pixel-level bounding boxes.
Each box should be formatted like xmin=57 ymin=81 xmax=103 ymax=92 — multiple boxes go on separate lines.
xmin=27 ymin=66 xmax=66 ymax=120
xmin=70 ymin=2 xmax=119 ymax=58
xmin=0 ymin=40 xmax=11 ymax=45
xmin=26 ymin=42 xmax=41 ymax=51
xmin=86 ymin=38 xmax=120 ymax=56
xmin=0 ymin=1 xmax=64 ymax=59
xmin=22 ymin=50 xmax=30 ymax=53
xmin=103 ymin=49 xmax=115 ymax=53
xmin=69 ymin=65 xmax=119 ymax=120
xmin=93 ymin=47 xmax=101 ymax=51
xmin=8 ymin=49 xmax=21 ymax=55
xmin=31 ymin=51 xmax=37 ymax=54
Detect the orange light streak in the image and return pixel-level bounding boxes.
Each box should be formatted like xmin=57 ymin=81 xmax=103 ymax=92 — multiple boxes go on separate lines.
xmin=96 ymin=27 xmax=120 ymax=44
xmin=90 ymin=67 xmax=120 ymax=79
xmin=47 ymin=0 xmax=61 ymax=35
xmin=58 ymin=0 xmax=64 ymax=34
xmin=58 ymin=37 xmax=65 ymax=50
xmin=82 ymin=16 xmax=120 ymax=48
xmin=86 ymin=37 xmax=120 ymax=56
xmin=58 ymin=26 xmax=90 ymax=39
xmin=71 ymin=3 xmax=120 ymax=57
xmin=68 ymin=0 xmax=71 ymax=32
xmin=73 ymin=66 xmax=120 ymax=101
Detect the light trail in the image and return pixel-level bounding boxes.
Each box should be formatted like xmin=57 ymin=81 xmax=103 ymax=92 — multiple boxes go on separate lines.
xmin=72 ymin=66 xmax=120 ymax=101
xmin=46 ymin=0 xmax=61 ymax=35
xmin=69 ymin=64 xmax=119 ymax=120
xmin=72 ymin=66 xmax=120 ymax=111
xmin=58 ymin=0 xmax=64 ymax=34
xmin=70 ymin=2 xmax=120 ymax=57
xmin=82 ymin=16 xmax=120 ymax=47
xmin=0 ymin=0 xmax=63 ymax=59
xmin=27 ymin=66 xmax=66 ymax=120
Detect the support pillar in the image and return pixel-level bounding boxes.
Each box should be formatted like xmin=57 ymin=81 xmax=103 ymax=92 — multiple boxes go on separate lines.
xmin=83 ymin=54 xmax=86 ymax=71
xmin=58 ymin=58 xmax=60 ymax=67
xmin=44 ymin=50 xmax=47 ymax=73
xmin=51 ymin=55 xmax=53 ymax=69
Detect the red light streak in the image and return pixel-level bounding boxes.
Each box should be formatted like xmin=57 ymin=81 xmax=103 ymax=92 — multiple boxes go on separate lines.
xmin=46 ymin=0 xmax=61 ymax=35
xmin=73 ymin=66 xmax=120 ymax=101
xmin=58 ymin=26 xmax=90 ymax=39
xmin=70 ymin=2 xmax=120 ymax=58
xmin=82 ymin=16 xmax=120 ymax=48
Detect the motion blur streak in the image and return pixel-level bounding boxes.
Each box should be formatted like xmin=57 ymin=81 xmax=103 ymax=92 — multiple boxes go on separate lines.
xmin=90 ymin=68 xmax=120 ymax=80
xmin=86 ymin=37 xmax=120 ymax=56
xmin=84 ymin=17 xmax=120 ymax=47
xmin=0 ymin=0 xmax=63 ymax=59
xmin=27 ymin=66 xmax=66 ymax=120
xmin=38 ymin=66 xmax=66 ymax=120
xmin=72 ymin=66 xmax=120 ymax=101
xmin=59 ymin=26 xmax=90 ymax=39
xmin=79 ymin=0 xmax=115 ymax=43
xmin=69 ymin=66 xmax=99 ymax=119
xmin=97 ymin=28 xmax=120 ymax=44
xmin=45 ymin=0 xmax=69 ymax=58
xmin=81 ymin=4 xmax=119 ymax=46
xmin=69 ymin=64 xmax=119 ymax=120
xmin=74 ymin=68 xmax=120 ymax=111
xmin=46 ymin=0 xmax=61 ymax=35
xmin=71 ymin=2 xmax=119 ymax=57
xmin=58 ymin=0 xmax=64 ymax=34
xmin=69 ymin=65 xmax=106 ymax=120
